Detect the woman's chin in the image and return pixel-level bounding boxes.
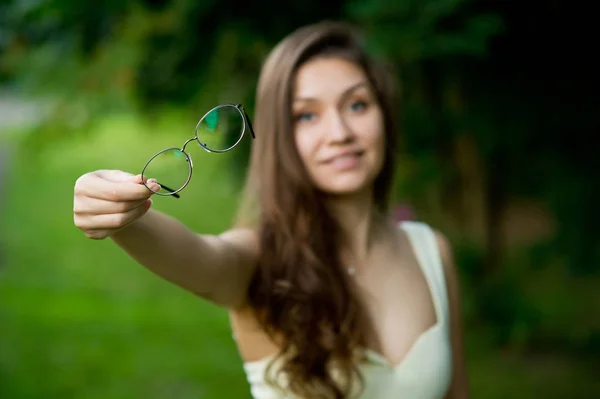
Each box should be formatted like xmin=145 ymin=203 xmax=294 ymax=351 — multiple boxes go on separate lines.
xmin=317 ymin=180 xmax=373 ymax=198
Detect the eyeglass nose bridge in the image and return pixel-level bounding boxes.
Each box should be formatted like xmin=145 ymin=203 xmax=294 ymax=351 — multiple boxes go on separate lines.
xmin=181 ymin=136 xmax=197 ymax=153
xmin=182 ymin=135 xmax=212 ymax=154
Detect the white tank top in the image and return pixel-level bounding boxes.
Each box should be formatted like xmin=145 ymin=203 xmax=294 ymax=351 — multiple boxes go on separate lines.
xmin=241 ymin=221 xmax=453 ymax=398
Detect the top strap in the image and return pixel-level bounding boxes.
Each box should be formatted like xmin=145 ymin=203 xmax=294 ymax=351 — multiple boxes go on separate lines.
xmin=399 ymin=221 xmax=450 ymax=325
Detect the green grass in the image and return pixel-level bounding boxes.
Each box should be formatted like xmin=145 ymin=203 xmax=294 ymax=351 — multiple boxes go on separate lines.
xmin=0 ymin=115 xmax=251 ymax=399
xmin=1 ymin=114 xmax=598 ymax=398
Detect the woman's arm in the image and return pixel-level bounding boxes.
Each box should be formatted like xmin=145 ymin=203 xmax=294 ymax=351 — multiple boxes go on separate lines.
xmin=74 ymin=170 xmax=258 ymax=310
xmin=111 ymin=210 xmax=258 ymax=309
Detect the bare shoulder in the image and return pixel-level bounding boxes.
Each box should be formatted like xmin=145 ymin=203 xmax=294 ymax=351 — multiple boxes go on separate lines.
xmin=431 ymin=228 xmax=461 ymax=309
xmin=218 ymin=226 xmax=260 ymax=256
xmin=397 ymin=221 xmax=456 ymax=275
xmin=432 ymin=228 xmax=455 ymax=273
xmin=195 ymin=226 xmax=260 ymax=269
xmin=197 ymin=227 xmax=260 ymax=310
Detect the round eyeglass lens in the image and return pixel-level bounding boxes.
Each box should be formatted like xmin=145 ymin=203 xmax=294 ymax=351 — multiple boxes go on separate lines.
xmin=142 ymin=148 xmax=191 ymax=195
xmin=195 ymin=105 xmax=244 ymax=151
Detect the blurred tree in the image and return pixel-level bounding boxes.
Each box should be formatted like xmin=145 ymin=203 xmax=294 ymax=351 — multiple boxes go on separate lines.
xmin=0 ymin=0 xmax=346 ymax=155
xmin=1 ymin=0 xmax=598 ymax=354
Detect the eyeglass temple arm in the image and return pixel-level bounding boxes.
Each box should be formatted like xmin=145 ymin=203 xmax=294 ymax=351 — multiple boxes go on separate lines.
xmin=155 ymin=182 xmax=181 ymax=199
xmin=239 ymin=105 xmax=256 ymax=139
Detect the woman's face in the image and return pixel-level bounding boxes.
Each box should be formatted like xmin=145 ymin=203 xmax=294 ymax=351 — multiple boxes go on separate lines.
xmin=292 ymin=57 xmax=385 ymax=196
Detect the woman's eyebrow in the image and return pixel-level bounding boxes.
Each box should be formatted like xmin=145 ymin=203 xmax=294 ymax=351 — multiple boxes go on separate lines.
xmin=294 ymin=81 xmax=369 ymax=103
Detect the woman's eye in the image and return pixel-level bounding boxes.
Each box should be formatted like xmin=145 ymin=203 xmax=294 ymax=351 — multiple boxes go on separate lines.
xmin=349 ymin=100 xmax=368 ymax=112
xmin=295 ymin=112 xmax=315 ymax=122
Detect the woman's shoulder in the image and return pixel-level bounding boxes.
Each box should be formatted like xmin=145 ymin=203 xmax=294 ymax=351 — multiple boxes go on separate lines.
xmin=395 ymin=220 xmax=453 ymax=262
xmin=219 ymin=226 xmax=259 ymax=252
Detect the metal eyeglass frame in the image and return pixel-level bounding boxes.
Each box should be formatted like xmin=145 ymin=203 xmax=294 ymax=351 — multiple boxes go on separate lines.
xmin=141 ymin=103 xmax=255 ymax=198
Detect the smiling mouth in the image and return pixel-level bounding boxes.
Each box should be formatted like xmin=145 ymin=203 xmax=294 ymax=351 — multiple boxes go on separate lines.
xmin=323 ymin=151 xmax=364 ymax=170
xmin=324 ymin=150 xmax=364 ymax=164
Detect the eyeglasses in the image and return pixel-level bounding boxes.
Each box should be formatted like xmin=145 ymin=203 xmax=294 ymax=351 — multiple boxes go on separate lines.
xmin=141 ymin=103 xmax=255 ymax=198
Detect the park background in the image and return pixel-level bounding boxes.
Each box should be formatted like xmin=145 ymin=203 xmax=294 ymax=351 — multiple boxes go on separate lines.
xmin=0 ymin=1 xmax=598 ymax=398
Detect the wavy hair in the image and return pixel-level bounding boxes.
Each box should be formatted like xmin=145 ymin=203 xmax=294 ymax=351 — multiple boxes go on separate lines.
xmin=236 ymin=21 xmax=399 ymax=398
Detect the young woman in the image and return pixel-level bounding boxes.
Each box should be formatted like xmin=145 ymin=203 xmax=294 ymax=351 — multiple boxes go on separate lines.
xmin=73 ymin=21 xmax=469 ymax=399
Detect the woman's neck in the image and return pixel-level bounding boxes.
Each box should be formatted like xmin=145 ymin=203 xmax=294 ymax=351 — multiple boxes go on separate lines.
xmin=325 ymin=190 xmax=385 ymax=267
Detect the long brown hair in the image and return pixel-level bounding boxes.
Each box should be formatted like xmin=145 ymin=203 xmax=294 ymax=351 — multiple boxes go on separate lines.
xmin=236 ymin=21 xmax=399 ymax=398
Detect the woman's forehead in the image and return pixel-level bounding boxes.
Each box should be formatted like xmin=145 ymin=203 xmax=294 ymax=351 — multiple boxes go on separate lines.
xmin=293 ymin=58 xmax=369 ymax=101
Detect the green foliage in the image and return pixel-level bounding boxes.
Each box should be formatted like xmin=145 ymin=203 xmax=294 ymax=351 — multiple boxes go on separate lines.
xmin=1 ymin=0 xmax=598 ymax=397
xmin=345 ymin=0 xmax=503 ymax=63
xmin=0 ymin=117 xmax=250 ymax=399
